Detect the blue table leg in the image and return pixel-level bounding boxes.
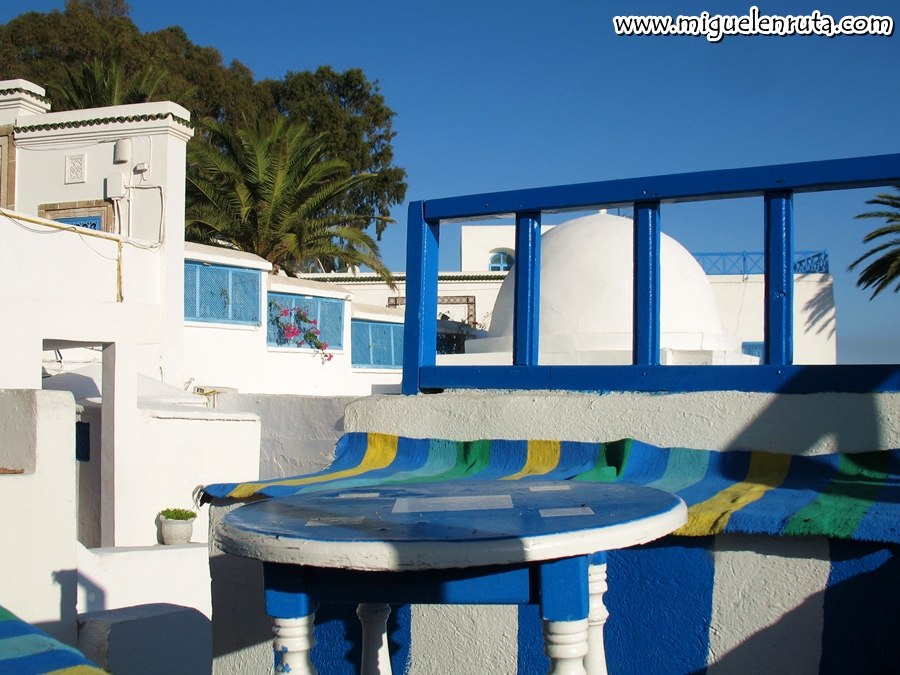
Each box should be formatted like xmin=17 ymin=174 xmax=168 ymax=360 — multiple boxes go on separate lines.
xmin=540 ymin=555 xmax=590 ymax=675
xmin=264 ymin=563 xmax=318 ymax=675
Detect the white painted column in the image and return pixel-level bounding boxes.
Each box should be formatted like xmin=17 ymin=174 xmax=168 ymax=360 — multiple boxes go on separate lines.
xmin=543 ymin=618 xmax=589 ymax=675
xmin=357 ymin=603 xmax=393 ymax=675
xmin=101 ymin=341 xmax=137 ymax=547
xmin=273 ymin=615 xmax=317 ymax=675
xmin=584 ymin=563 xmax=609 ymax=675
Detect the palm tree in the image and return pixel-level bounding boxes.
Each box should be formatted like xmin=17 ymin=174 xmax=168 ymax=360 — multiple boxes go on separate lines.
xmin=185 ymin=116 xmax=393 ymax=284
xmin=51 ymin=57 xmax=170 ymax=109
xmin=849 ymin=188 xmax=900 ymax=298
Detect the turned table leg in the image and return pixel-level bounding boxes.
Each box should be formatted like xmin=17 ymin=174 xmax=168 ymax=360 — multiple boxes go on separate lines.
xmin=264 ymin=562 xmax=318 ymax=675
xmin=357 ymin=602 xmax=393 ymax=675
xmin=544 ymin=618 xmax=589 ymax=675
xmin=273 ymin=614 xmax=317 ymax=675
xmin=584 ymin=555 xmax=609 ymax=675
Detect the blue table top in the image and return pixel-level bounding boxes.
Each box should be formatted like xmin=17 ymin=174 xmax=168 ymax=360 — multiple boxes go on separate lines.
xmin=217 ymin=481 xmax=687 ymax=571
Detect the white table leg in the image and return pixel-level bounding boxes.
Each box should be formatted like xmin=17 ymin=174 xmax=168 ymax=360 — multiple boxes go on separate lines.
xmin=584 ymin=562 xmax=609 ymax=675
xmin=543 ymin=618 xmax=589 ymax=675
xmin=357 ymin=602 xmax=393 ymax=675
xmin=273 ymin=614 xmax=317 ymax=675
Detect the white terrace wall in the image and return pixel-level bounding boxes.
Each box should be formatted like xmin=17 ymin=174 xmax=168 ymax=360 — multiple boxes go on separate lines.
xmin=0 ymin=389 xmax=78 ymax=645
xmin=710 ymin=273 xmax=836 ymax=364
xmin=343 ymin=390 xmax=900 ymax=674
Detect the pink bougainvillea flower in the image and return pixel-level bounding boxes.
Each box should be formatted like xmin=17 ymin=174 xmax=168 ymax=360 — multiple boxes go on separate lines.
xmin=280 ymin=309 xmax=290 ymax=317
xmin=326 ymin=354 xmax=333 ymax=361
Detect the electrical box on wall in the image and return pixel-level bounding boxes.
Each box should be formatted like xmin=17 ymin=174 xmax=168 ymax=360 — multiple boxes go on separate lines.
xmin=105 ymin=173 xmax=126 ymax=200
xmin=113 ymin=138 xmax=132 ymax=164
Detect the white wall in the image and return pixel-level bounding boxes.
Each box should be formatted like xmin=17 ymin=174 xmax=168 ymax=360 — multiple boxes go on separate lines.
xmin=460 ymin=224 xmax=555 ymax=271
xmin=76 ymin=543 xmax=212 ymax=618
xmin=344 ymin=390 xmax=899 ymax=455
xmin=112 ymin=408 xmax=260 ymax=547
xmin=0 ymin=389 xmax=78 ymax=644
xmin=710 ymin=273 xmax=836 ymax=364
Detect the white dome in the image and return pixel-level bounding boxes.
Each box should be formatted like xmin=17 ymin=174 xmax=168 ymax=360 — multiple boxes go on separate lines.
xmin=479 ymin=212 xmax=725 ymax=354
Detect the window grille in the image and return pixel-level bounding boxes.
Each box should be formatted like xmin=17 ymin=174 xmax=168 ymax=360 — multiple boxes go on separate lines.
xmin=352 ymin=320 xmax=403 ymax=368
xmin=57 ymin=216 xmax=102 ymax=231
xmin=268 ymin=292 xmax=344 ymax=350
xmin=489 ymin=251 xmax=514 ymax=271
xmin=184 ymin=261 xmax=261 ymax=325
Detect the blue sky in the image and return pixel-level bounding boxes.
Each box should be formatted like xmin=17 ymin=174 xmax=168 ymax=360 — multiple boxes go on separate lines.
xmin=4 ymin=1 xmax=900 ymax=362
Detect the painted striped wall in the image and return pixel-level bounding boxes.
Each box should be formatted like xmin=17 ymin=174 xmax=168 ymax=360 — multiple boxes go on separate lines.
xmin=302 ymin=535 xmax=900 ymax=674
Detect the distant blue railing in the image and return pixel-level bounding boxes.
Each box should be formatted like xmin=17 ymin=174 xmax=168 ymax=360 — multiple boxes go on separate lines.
xmin=693 ymin=250 xmax=829 ymax=275
xmin=402 ymin=153 xmax=900 ymax=395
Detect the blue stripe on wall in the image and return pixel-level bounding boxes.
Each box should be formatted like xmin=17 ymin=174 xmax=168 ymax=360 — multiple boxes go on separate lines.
xmin=517 ymin=538 xmax=715 ymax=675
xmin=310 ymin=604 xmax=410 ymax=675
xmin=820 ymin=540 xmax=900 ymax=675
xmin=605 ymin=537 xmax=715 ymax=675
xmin=517 ymin=603 xmax=547 ymax=674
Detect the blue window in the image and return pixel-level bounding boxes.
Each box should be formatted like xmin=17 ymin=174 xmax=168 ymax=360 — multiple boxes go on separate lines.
xmin=184 ymin=261 xmax=261 ymax=325
xmin=268 ymin=293 xmax=344 ymax=350
xmin=741 ymin=342 xmax=765 ymax=359
xmin=352 ymin=320 xmax=404 ymax=368
xmin=489 ymin=251 xmax=514 ymax=271
xmin=57 ymin=216 xmax=102 ymax=231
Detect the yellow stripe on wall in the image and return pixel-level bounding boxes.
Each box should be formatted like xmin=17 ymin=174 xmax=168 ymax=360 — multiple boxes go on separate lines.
xmin=503 ymin=440 xmax=561 ymax=480
xmin=675 ymin=451 xmax=792 ymax=536
xmin=229 ymin=433 xmax=399 ymax=498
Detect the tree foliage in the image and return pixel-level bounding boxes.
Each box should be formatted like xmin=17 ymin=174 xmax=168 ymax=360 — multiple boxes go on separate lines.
xmin=186 ymin=117 xmax=393 ymax=284
xmin=50 ymin=57 xmax=173 ymax=108
xmin=850 ymin=189 xmax=900 ymax=299
xmin=266 ymin=67 xmax=406 ymax=237
xmin=0 ymin=1 xmax=406 ymax=241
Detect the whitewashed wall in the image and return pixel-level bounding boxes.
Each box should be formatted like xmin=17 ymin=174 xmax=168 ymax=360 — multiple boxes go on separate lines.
xmin=0 ymin=389 xmax=78 ymax=645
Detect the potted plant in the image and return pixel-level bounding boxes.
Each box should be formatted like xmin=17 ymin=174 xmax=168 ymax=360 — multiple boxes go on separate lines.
xmin=158 ymin=508 xmax=197 ymax=545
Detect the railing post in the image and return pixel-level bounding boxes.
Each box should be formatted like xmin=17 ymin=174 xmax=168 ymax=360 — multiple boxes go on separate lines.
xmin=402 ymin=201 xmax=440 ymax=394
xmin=764 ymin=191 xmax=793 ymax=366
xmin=514 ymin=212 xmax=541 ymax=366
xmin=634 ymin=201 xmax=661 ymax=366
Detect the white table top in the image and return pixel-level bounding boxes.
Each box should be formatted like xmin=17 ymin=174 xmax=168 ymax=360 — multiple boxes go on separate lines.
xmin=216 ymin=480 xmax=687 ymax=571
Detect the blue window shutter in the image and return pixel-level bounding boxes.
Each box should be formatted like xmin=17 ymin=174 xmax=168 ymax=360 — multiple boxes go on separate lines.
xmin=183 ymin=261 xmax=261 ymax=325
xmin=267 ymin=293 xmax=344 ymax=350
xmin=351 ymin=320 xmax=404 ymax=368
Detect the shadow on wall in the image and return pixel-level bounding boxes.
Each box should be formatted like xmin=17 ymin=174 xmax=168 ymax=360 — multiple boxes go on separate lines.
xmin=74 ymin=569 xmax=107 ymax=613
xmin=727 ymin=387 xmax=887 ymax=455
xmin=802 ymin=277 xmax=835 ymax=340
xmin=709 ymin=540 xmax=900 ymax=675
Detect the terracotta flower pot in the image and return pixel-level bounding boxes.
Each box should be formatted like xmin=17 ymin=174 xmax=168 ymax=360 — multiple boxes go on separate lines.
xmin=160 ymin=516 xmax=195 ymax=545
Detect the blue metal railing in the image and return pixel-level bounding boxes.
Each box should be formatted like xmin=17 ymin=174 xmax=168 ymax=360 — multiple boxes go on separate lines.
xmin=693 ymin=250 xmax=829 ymax=275
xmin=402 ymin=153 xmax=900 ymax=395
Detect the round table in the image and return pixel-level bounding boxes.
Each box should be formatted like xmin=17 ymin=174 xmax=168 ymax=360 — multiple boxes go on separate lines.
xmin=217 ymin=480 xmax=686 ymax=675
